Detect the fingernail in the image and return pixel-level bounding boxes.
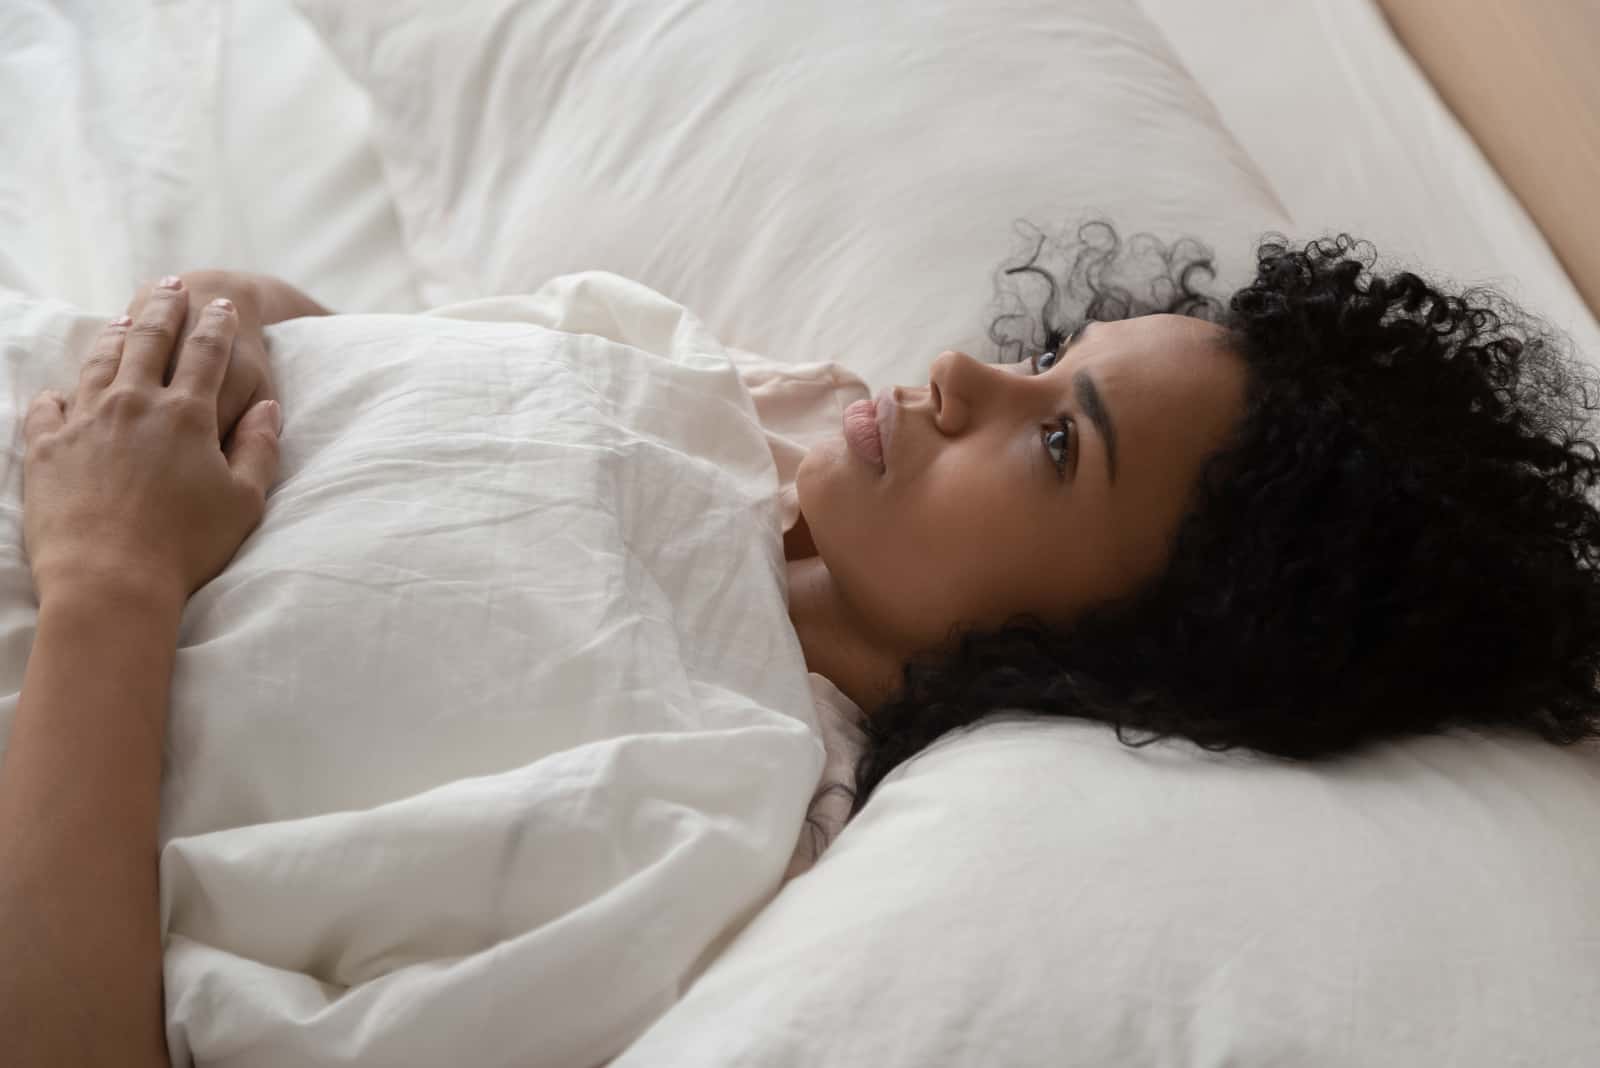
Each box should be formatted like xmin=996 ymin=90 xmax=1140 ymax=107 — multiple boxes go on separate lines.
xmin=158 ymin=275 xmax=183 ymax=290
xmin=210 ymin=297 xmax=234 ymax=312
xmin=267 ymin=400 xmax=283 ymax=434
xmin=110 ymin=314 xmax=132 ymax=327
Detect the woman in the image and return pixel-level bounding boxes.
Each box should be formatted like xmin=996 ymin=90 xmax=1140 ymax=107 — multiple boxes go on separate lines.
xmin=4 ymin=220 xmax=1599 ymax=1064
xmin=790 ymin=221 xmax=1600 ymax=862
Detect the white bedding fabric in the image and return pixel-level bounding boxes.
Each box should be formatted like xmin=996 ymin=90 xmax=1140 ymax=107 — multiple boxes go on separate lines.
xmin=5 ymin=2 xmax=1600 ymax=1066
xmin=0 ymin=0 xmax=421 ymax=317
xmin=617 ymin=717 xmax=1600 ymax=1067
xmin=0 ymin=271 xmax=826 ymax=1068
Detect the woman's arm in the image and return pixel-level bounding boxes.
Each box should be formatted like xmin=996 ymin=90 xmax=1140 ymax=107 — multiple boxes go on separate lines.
xmin=0 ymin=579 xmax=184 ymax=1068
xmin=0 ymin=278 xmax=282 ymax=1067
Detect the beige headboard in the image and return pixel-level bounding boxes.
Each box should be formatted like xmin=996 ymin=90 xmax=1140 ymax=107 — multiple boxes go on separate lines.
xmin=1374 ymin=0 xmax=1600 ymax=321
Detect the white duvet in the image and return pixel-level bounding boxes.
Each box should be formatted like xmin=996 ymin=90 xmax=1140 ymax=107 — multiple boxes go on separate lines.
xmin=0 ymin=271 xmax=825 ymax=1068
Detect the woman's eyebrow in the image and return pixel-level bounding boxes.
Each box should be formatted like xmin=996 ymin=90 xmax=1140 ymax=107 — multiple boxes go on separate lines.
xmin=1072 ymin=322 xmax=1119 ymax=485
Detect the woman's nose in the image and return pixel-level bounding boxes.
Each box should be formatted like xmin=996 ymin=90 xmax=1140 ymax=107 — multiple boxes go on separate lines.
xmin=927 ymin=349 xmax=988 ymax=433
xmin=928 ymin=349 xmax=977 ymax=392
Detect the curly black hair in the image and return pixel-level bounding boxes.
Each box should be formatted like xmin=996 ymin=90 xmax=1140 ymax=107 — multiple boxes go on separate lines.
xmin=837 ymin=216 xmax=1600 ymax=824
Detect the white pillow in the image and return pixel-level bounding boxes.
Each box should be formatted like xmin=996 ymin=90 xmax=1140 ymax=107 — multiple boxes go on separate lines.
xmin=616 ymin=717 xmax=1600 ymax=1066
xmin=0 ymin=273 xmax=824 ymax=1068
xmin=292 ymin=0 xmax=1291 ymax=388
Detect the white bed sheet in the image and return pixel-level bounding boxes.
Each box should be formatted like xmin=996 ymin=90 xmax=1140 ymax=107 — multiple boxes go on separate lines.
xmin=0 ymin=0 xmax=421 ymax=317
xmin=0 ymin=271 xmax=827 ymax=1068
xmin=212 ymin=0 xmax=423 ymax=316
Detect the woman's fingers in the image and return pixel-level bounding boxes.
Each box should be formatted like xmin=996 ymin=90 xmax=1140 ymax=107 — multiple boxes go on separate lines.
xmin=21 ymin=389 xmax=66 ymax=445
xmin=213 ymin=334 xmax=273 ymax=447
xmin=169 ymin=297 xmax=240 ymax=406
xmin=75 ymin=314 xmax=133 ymax=401
xmin=117 ymin=275 xmax=189 ymax=388
xmin=223 ymin=397 xmax=282 ymax=519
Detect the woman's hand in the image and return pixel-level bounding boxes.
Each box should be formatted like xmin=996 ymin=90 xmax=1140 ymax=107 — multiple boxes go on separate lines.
xmin=121 ymin=270 xmax=277 ymax=447
xmin=22 ymin=278 xmax=283 ymax=608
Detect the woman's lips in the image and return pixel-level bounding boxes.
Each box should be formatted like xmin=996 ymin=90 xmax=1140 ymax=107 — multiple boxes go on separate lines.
xmin=876 ymin=387 xmax=896 ymax=462
xmin=843 ymin=396 xmax=885 ymax=471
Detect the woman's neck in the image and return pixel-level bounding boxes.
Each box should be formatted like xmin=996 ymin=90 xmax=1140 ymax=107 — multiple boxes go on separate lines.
xmin=784 ymin=551 xmax=904 ymax=722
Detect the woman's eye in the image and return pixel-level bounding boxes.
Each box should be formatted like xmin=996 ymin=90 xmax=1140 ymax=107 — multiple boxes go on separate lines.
xmin=1043 ymin=420 xmax=1072 ymax=475
xmin=1029 ymin=322 xmax=1087 ymax=374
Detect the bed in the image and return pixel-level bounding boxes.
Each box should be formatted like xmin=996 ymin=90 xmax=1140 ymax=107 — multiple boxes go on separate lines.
xmin=1 ymin=1 xmax=1597 ymax=1065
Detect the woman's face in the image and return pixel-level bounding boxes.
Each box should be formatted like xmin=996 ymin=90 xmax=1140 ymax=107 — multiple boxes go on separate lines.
xmin=794 ymin=313 xmax=1249 ymax=652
